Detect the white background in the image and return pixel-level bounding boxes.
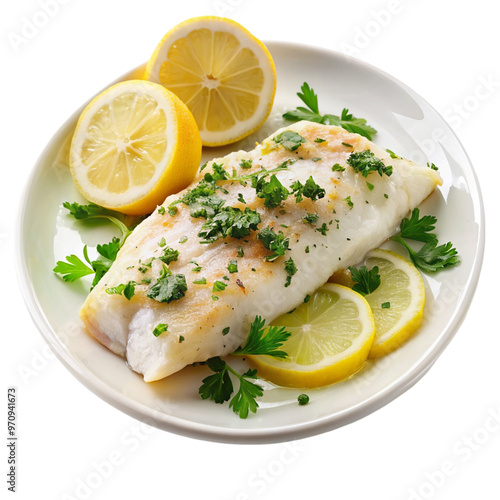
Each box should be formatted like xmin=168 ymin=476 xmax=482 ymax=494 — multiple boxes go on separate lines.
xmin=2 ymin=1 xmax=498 ymax=499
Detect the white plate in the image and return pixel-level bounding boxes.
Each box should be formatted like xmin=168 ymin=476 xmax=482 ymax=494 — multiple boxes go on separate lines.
xmin=17 ymin=41 xmax=484 ymax=444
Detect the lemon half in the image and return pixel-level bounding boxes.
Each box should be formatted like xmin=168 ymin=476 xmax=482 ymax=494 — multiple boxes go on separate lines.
xmin=144 ymin=16 xmax=276 ymax=146
xmin=248 ymin=284 xmax=375 ymax=388
xmin=70 ymin=80 xmax=202 ymax=215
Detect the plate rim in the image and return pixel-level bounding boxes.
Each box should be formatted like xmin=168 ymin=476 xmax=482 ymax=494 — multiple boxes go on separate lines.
xmin=16 ymin=40 xmax=485 ymax=444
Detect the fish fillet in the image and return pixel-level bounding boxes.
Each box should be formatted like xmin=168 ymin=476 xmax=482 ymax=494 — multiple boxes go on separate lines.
xmin=80 ymin=120 xmax=442 ymax=382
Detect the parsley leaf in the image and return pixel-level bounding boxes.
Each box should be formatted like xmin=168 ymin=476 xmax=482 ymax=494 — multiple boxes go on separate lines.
xmin=273 ymin=130 xmax=306 ymax=151
xmin=199 ymin=358 xmax=263 ymax=419
xmin=233 ymin=315 xmax=291 ymax=358
xmin=282 ymin=82 xmax=377 ymax=140
xmin=105 ymin=281 xmax=137 ymax=300
xmin=390 ymin=209 xmax=460 ymax=273
xmin=227 ymin=259 xmax=238 ymax=273
xmin=347 ymin=150 xmax=393 ymax=177
xmin=147 ymin=266 xmax=187 ymax=303
xmin=199 ymin=357 xmax=233 ymax=404
xmin=398 ymin=208 xmax=438 ymax=244
xmin=257 ymin=227 xmax=290 ymax=261
xmin=349 ymin=265 xmax=381 ymax=295
xmin=228 ymin=369 xmax=263 ymax=419
xmin=391 ymin=237 xmax=460 ymax=273
xmin=53 ymin=252 xmax=94 ymax=282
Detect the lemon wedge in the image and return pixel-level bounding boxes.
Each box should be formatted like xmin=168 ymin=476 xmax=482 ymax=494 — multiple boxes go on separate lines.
xmin=144 ymin=16 xmax=276 ymax=147
xmin=69 ymin=80 xmax=202 ymax=215
xmin=358 ymin=249 xmax=425 ymax=358
xmin=248 ymin=284 xmax=375 ymax=388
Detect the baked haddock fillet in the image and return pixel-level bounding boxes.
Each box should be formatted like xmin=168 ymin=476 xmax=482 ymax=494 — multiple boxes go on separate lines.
xmin=80 ymin=120 xmax=442 ymax=382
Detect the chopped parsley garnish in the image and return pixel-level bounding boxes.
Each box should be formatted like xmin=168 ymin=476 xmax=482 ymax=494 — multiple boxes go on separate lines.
xmin=158 ymin=206 xmax=166 ymax=215
xmin=381 ymin=302 xmax=391 ymax=309
xmin=189 ymin=260 xmax=202 ymax=272
xmin=386 ymin=149 xmax=400 ymax=159
xmin=152 ymin=323 xmax=168 ymax=337
xmin=272 ymin=130 xmax=306 ymax=151
xmin=105 ymin=280 xmax=137 ymax=301
xmin=344 ymin=196 xmax=354 ymax=209
xmin=237 ymin=193 xmax=246 ymax=204
xmin=304 ymin=294 xmax=311 ymax=303
xmin=347 ymin=150 xmax=393 ymax=178
xmin=168 ymin=206 xmax=178 ymax=216
xmin=179 ymin=236 xmax=188 ymax=244
xmin=427 ymin=162 xmax=439 ymax=171
xmin=254 ymin=174 xmax=289 ymax=208
xmin=158 ymin=237 xmax=166 ymax=247
xmin=198 ymin=206 xmax=261 ymax=243
xmin=282 ymin=82 xmax=377 ymax=140
xmin=240 ymin=159 xmax=253 ymax=169
xmin=257 ymin=227 xmax=290 ymax=261
xmin=147 ymin=266 xmax=187 ymax=303
xmin=315 ymin=138 xmax=326 ymax=143
xmin=366 ymin=181 xmax=375 ymax=191
xmin=237 ymin=246 xmax=244 ymax=257
xmin=227 ymin=259 xmax=238 ymax=273
xmin=159 ymin=247 xmax=179 ymax=265
xmin=284 ymin=257 xmax=297 ymax=287
xmin=199 ymin=316 xmax=291 ymax=419
xmin=302 ymin=212 xmax=319 ymax=225
xmin=316 ymin=223 xmax=329 ymax=235
xmin=203 ymin=162 xmax=229 ymax=182
xmin=349 ymin=266 xmax=381 ymax=295
xmin=212 ymin=280 xmax=228 ymax=292
xmin=332 ymin=163 xmax=345 ymax=172
xmin=342 ymin=142 xmax=353 ymax=148
xmin=193 ymin=277 xmax=207 ymax=285
xmin=290 ymin=176 xmax=326 ymax=203
xmin=222 ymin=327 xmax=230 ymax=336
xmin=179 ymin=335 xmax=185 ymax=343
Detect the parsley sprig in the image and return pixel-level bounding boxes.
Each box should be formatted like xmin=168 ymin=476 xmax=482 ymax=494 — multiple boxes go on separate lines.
xmin=53 ymin=202 xmax=137 ymax=288
xmin=390 ymin=209 xmax=460 ymax=272
xmin=199 ymin=316 xmax=291 ymax=418
xmin=283 ymin=82 xmax=377 ymax=140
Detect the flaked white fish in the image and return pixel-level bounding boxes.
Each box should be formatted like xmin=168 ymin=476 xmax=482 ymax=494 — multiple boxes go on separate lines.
xmin=80 ymin=121 xmax=441 ymax=381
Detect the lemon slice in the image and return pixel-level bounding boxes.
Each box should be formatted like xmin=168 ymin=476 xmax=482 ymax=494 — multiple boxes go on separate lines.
xmin=359 ymin=249 xmax=425 ymax=358
xmin=144 ymin=16 xmax=277 ymax=146
xmin=248 ymin=284 xmax=375 ymax=388
xmin=70 ymin=80 xmax=202 ymax=215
